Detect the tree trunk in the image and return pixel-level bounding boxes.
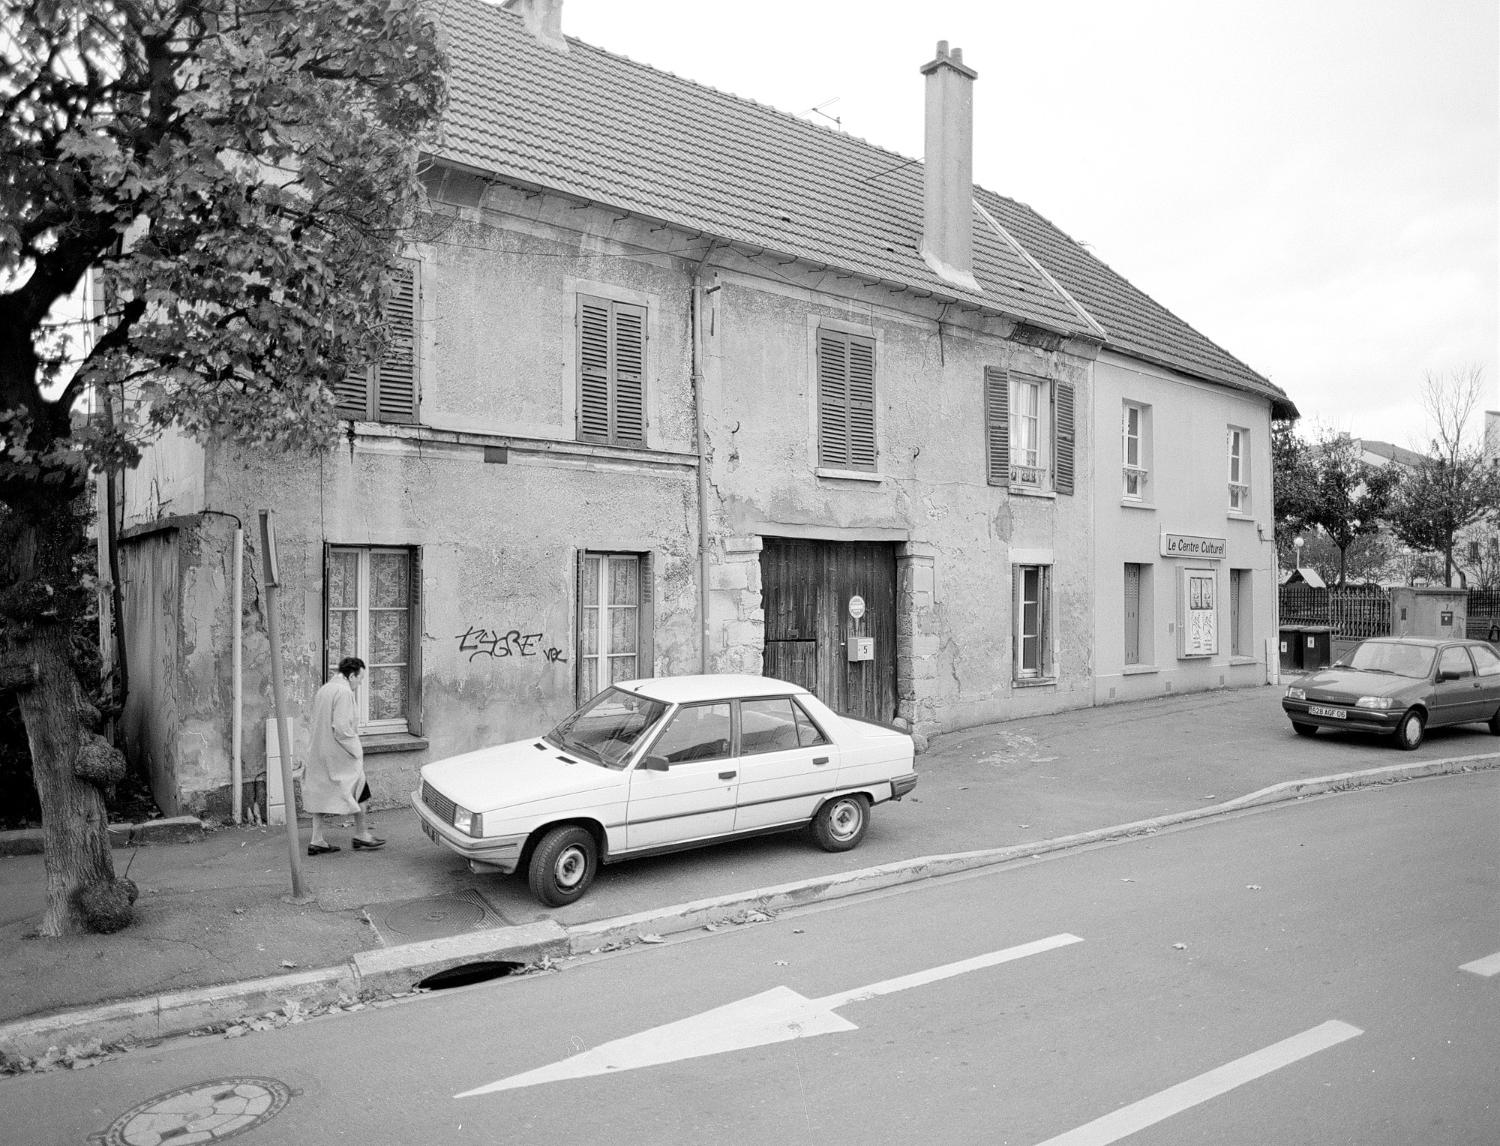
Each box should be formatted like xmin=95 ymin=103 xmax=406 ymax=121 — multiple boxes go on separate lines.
xmin=16 ymin=623 xmax=115 ymax=936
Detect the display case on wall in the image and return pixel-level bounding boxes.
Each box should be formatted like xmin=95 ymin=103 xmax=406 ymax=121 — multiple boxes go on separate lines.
xmin=1176 ymin=566 xmax=1218 ymax=658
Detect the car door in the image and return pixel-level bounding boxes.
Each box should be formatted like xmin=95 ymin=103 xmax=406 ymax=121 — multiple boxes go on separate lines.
xmin=1470 ymin=644 xmax=1500 ymax=720
xmin=1430 ymin=646 xmax=1481 ymax=726
xmin=733 ymin=696 xmax=839 ymax=832
xmin=624 ymin=701 xmax=737 ymax=850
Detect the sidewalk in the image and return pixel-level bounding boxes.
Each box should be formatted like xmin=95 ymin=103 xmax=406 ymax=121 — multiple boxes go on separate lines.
xmin=2 ymin=684 xmax=1495 ymax=1059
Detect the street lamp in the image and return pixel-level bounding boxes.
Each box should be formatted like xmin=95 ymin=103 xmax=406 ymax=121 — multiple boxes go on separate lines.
xmin=1293 ymin=536 xmax=1304 ymax=570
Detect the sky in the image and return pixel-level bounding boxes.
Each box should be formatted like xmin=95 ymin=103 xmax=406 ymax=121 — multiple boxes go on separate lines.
xmin=543 ymin=0 xmax=1499 ymax=450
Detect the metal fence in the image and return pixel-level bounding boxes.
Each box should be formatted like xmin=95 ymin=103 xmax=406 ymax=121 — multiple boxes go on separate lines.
xmin=1279 ymin=585 xmax=1500 ymax=644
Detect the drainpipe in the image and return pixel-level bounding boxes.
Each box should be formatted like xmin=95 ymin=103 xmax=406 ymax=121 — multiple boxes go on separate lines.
xmin=690 ymin=240 xmax=720 ymax=674
xmin=231 ymin=526 xmax=243 ymax=823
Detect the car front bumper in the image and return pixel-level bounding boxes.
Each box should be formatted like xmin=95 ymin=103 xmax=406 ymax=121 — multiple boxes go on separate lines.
xmin=410 ymin=789 xmax=526 ymax=874
xmin=1281 ymin=699 xmax=1403 ymax=737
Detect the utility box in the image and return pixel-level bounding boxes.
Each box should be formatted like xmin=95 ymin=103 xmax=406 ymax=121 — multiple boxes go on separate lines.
xmin=1388 ymin=587 xmax=1467 ymax=639
xmin=847 ymin=636 xmax=874 ymax=662
xmin=1278 ymin=626 xmax=1303 ymax=673
xmin=1300 ymin=625 xmax=1333 ymax=671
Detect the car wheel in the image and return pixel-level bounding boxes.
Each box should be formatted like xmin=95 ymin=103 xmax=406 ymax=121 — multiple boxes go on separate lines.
xmin=1292 ymin=722 xmax=1317 ymax=738
xmin=527 ymin=825 xmax=597 ymax=906
xmin=812 ymin=794 xmax=869 ymax=852
xmin=1489 ymin=707 xmax=1500 ymax=736
xmin=1395 ymin=709 xmax=1425 ymax=751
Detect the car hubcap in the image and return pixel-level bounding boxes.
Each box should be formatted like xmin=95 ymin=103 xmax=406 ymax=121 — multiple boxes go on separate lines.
xmin=831 ymin=801 xmax=861 ymax=840
xmin=555 ymin=846 xmax=587 ymax=888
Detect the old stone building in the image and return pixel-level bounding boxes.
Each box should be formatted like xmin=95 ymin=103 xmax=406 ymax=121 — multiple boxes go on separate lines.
xmin=117 ymin=1 xmax=1294 ymax=816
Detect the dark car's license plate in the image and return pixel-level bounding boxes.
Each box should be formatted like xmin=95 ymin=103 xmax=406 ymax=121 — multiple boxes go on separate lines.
xmin=421 ymin=819 xmax=439 ymax=842
xmin=1308 ymin=704 xmax=1346 ymax=719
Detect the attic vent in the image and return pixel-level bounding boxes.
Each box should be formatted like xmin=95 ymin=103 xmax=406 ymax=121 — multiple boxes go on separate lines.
xmin=1008 ymin=322 xmax=1064 ymax=352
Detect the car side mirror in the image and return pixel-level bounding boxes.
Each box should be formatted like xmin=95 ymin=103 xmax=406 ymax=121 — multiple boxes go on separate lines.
xmin=644 ymin=754 xmax=670 ymax=772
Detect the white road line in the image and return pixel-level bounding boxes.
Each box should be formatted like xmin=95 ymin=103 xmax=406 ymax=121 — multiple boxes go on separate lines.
xmin=1459 ymin=951 xmax=1500 ymax=977
xmin=819 ymin=933 xmax=1084 ymax=1008
xmin=1032 ymin=1020 xmax=1363 ymax=1146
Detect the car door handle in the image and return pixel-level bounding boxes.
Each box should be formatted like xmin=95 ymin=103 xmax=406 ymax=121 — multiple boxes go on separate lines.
xmin=813 ymin=756 xmax=829 ymax=766
xmin=719 ymin=771 xmax=737 ymax=780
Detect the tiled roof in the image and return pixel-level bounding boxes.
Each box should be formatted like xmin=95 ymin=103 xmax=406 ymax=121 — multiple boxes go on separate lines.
xmin=434 ymin=0 xmax=1296 ymax=417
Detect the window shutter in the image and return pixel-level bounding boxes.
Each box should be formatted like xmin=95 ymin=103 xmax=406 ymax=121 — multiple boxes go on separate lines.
xmin=406 ymin=546 xmax=423 ymax=736
xmin=578 ymin=296 xmax=611 ymax=443
xmin=613 ymin=303 xmax=646 ymax=445
xmin=846 ymin=336 xmax=876 ymax=469
xmin=1053 ymin=379 xmax=1075 ymax=495
xmin=375 ymin=259 xmax=418 ymax=423
xmin=984 ymin=367 xmax=1009 ymax=485
xmin=335 ymin=364 xmax=371 ymax=420
xmin=817 ymin=331 xmax=850 ymax=468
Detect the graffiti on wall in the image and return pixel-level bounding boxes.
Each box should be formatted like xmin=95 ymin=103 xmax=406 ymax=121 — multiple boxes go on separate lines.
xmin=457 ymin=626 xmax=568 ymax=664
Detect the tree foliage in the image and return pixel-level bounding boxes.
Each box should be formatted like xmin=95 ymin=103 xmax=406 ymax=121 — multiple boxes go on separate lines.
xmin=1299 ymin=430 xmax=1400 ymax=588
xmin=1271 ymin=418 xmax=1316 ymax=550
xmin=1385 ymin=367 xmax=1500 ymax=588
xmin=0 ymin=0 xmax=446 ymax=935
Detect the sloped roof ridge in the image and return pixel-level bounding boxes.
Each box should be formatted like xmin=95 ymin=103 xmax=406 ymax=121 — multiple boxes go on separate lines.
xmin=496 ymin=5 xmax=925 ymax=173
xmin=984 ymin=188 xmax=1277 ymax=391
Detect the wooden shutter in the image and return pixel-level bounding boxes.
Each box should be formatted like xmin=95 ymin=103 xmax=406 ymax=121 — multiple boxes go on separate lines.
xmin=334 ymin=363 xmax=371 ymax=420
xmin=1053 ymin=379 xmax=1075 ymax=495
xmin=1124 ymin=563 xmax=1141 ymax=665
xmin=374 ymin=259 xmax=418 ymax=423
xmin=578 ymin=297 xmax=647 ymax=446
xmin=613 ymin=303 xmax=646 ymax=445
xmin=984 ymin=367 xmax=1009 ymax=485
xmin=817 ymin=330 xmax=877 ymax=471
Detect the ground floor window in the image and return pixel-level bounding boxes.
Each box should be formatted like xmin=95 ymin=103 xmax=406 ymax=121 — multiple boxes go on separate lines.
xmin=325 ymin=546 xmax=420 ymax=732
xmin=1013 ymin=564 xmax=1052 ymax=680
xmin=578 ymin=551 xmax=653 ymax=699
xmin=1230 ymin=568 xmax=1250 ymax=656
xmin=1124 ymin=563 xmax=1143 ymax=665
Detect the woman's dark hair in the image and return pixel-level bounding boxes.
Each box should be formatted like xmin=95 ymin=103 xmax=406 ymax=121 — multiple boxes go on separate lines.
xmin=338 ymin=656 xmax=366 ymax=678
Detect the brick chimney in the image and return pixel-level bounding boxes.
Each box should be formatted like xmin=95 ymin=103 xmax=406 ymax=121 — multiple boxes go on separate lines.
xmin=919 ymin=41 xmax=980 ymax=294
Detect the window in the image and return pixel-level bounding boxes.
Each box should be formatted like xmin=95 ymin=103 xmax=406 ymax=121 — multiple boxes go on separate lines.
xmin=1229 ymin=568 xmax=1250 ymax=656
xmin=578 ymin=295 xmax=647 ymax=446
xmin=739 ymin=697 xmax=829 ymax=754
xmin=1124 ymin=563 xmax=1143 ymax=665
xmin=1471 ymin=644 xmax=1500 ymax=677
xmin=1123 ymin=402 xmax=1149 ymax=500
xmin=648 ymin=702 xmax=733 ymax=764
xmin=1438 ymin=647 xmax=1473 ymax=679
xmin=325 ymin=546 xmax=420 ymax=732
xmin=578 ymin=552 xmax=653 ymax=698
xmin=817 ymin=329 xmax=877 ymax=470
xmin=1227 ymin=427 xmax=1249 ymax=512
xmin=1013 ymin=564 xmax=1053 ymax=680
xmin=983 ymin=368 xmax=1075 ymax=494
xmin=336 ymin=258 xmax=419 ymax=423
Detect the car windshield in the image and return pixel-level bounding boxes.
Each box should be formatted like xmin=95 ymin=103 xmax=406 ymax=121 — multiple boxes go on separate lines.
xmin=1345 ymin=641 xmax=1435 ymax=679
xmin=546 ymin=687 xmax=668 ymax=769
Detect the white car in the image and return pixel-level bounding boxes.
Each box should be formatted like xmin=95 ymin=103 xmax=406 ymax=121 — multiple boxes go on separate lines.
xmin=412 ymin=674 xmax=918 ymax=906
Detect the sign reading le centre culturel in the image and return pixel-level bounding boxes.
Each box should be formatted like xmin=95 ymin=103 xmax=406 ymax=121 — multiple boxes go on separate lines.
xmin=1161 ymin=533 xmax=1227 ymax=560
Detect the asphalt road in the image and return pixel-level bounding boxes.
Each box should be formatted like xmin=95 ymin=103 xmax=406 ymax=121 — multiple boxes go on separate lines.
xmin=4 ymin=771 xmax=1495 ymax=1145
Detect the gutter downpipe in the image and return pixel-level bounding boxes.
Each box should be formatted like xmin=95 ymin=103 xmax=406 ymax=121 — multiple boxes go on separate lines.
xmin=690 ymin=239 xmax=720 ymax=674
xmin=231 ymin=526 xmax=243 ymax=823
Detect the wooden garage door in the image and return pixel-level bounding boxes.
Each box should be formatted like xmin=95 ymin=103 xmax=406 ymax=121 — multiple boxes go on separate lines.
xmin=761 ymin=538 xmax=897 ymax=722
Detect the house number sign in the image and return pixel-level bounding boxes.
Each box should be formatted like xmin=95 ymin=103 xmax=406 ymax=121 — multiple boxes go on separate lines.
xmin=848 ymin=595 xmax=866 ymax=620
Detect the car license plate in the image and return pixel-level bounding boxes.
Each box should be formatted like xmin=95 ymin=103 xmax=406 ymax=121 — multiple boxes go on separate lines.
xmin=421 ymin=819 xmax=439 ymax=843
xmin=1308 ymin=705 xmax=1346 ymax=719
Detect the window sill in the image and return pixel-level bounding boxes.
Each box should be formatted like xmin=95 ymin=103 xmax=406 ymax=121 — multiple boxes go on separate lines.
xmin=1012 ymin=676 xmax=1057 ymax=688
xmin=816 ymin=467 xmax=883 ymax=483
xmin=362 ymin=733 xmax=429 ymax=755
xmin=1226 ymin=511 xmax=1252 ymax=521
xmin=1121 ymin=664 xmax=1158 ymax=675
xmin=1228 ymin=656 xmax=1259 ymax=667
xmin=1007 ymin=486 xmax=1056 ymax=500
xmin=1120 ymin=500 xmax=1156 ymax=511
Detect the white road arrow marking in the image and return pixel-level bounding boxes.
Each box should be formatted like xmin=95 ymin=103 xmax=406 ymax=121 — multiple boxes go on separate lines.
xmin=456 ymin=932 xmax=1083 ymax=1098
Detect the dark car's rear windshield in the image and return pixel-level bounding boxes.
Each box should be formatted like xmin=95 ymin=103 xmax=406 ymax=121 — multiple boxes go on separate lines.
xmin=1346 ymin=642 xmax=1435 ymax=679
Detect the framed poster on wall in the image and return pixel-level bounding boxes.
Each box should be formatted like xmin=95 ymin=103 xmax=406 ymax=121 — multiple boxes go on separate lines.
xmin=1177 ymin=567 xmax=1218 ymax=658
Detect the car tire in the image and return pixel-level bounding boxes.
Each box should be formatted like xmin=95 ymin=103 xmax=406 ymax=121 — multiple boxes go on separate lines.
xmin=527 ymin=825 xmax=597 ymax=907
xmin=1292 ymin=722 xmax=1317 ymax=738
xmin=1489 ymin=707 xmax=1500 ymax=736
xmin=1395 ymin=709 xmax=1425 ymax=751
xmin=812 ymin=794 xmax=869 ymax=852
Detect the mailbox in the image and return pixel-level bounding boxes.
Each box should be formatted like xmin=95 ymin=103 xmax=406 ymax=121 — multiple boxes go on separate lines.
xmin=847 ymin=636 xmax=874 ymax=662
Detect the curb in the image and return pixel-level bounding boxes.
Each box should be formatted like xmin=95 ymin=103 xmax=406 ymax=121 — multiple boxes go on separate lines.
xmin=1 ymin=752 xmax=1493 ymax=1060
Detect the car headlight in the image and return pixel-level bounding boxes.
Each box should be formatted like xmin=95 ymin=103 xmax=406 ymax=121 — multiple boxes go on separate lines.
xmin=1355 ymin=696 xmax=1393 ymax=710
xmin=1285 ymin=686 xmax=1305 ymax=700
xmin=452 ymin=807 xmax=484 ymax=837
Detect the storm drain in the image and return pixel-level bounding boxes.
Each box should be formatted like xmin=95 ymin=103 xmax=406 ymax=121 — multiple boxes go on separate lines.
xmin=416 ymin=960 xmax=523 ymax=991
xmin=93 ymin=1077 xmax=291 ymax=1144
xmin=374 ymin=888 xmax=505 ymax=943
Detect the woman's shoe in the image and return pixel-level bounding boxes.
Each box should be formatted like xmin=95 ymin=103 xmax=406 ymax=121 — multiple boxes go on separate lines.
xmin=307 ymin=842 xmax=340 ymax=856
xmin=352 ymin=836 xmax=386 ymax=851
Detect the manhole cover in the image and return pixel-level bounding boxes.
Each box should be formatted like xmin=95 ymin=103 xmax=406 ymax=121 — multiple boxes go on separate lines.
xmin=93 ymin=1077 xmax=291 ymax=1144
xmin=379 ymin=889 xmax=500 ymax=941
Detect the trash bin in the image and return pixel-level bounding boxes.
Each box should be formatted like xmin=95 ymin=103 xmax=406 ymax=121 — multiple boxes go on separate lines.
xmin=1278 ymin=626 xmax=1304 ymax=673
xmin=1300 ymin=625 xmax=1334 ymax=671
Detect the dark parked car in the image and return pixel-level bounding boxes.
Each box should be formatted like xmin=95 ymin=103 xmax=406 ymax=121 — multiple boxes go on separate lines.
xmin=1282 ymin=636 xmax=1500 ymax=749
